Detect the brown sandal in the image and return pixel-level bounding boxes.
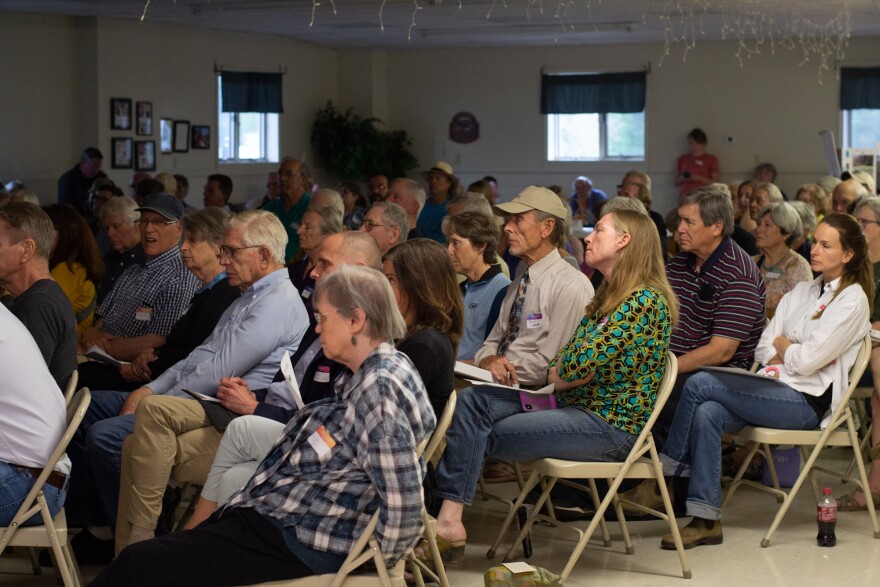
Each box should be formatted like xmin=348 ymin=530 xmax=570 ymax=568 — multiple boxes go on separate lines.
xmin=837 ymin=489 xmax=880 ymax=512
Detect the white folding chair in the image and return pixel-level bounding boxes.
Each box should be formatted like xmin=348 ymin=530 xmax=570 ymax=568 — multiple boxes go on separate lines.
xmin=246 ymin=394 xmax=450 ymax=587
xmin=0 ymin=388 xmax=91 ymax=587
xmin=723 ymin=336 xmax=880 ymax=546
xmin=487 ymin=353 xmax=691 ymax=583
xmin=247 ymin=509 xmax=405 ymax=587
xmin=408 ymin=390 xmax=457 ymax=587
xmin=63 ymin=370 xmax=78 ymax=406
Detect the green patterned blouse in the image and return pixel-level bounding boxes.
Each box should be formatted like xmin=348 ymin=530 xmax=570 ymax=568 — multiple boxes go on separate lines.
xmin=549 ymin=287 xmax=672 ymax=435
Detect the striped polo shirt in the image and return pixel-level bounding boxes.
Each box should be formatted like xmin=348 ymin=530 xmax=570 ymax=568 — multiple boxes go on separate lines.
xmin=667 ymin=237 xmax=766 ymax=369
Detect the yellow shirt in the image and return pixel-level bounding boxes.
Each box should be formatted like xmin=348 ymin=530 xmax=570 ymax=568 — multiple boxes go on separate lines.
xmin=50 ymin=262 xmax=96 ymax=334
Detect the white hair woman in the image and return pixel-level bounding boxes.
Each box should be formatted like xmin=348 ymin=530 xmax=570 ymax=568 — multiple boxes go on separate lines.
xmin=92 ymin=265 xmax=436 ymax=586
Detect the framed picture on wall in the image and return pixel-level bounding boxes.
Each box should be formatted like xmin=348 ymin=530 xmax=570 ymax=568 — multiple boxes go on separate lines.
xmin=111 ymin=138 xmax=133 ymax=169
xmin=159 ymin=118 xmax=173 ymax=153
xmin=191 ymin=125 xmax=211 ymax=149
xmin=173 ymin=120 xmax=190 ymax=153
xmin=111 ymin=98 xmax=132 ymax=130
xmin=135 ymin=140 xmax=156 ymax=171
xmin=136 ymin=101 xmax=153 ymax=136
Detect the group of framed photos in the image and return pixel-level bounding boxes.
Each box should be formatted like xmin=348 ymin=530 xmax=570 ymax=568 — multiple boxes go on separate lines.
xmin=110 ymin=97 xmax=211 ymax=171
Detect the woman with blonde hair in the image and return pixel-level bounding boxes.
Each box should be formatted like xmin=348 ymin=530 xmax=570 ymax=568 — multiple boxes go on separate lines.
xmin=423 ymin=209 xmax=677 ymax=563
xmin=796 ymin=183 xmax=829 ymax=223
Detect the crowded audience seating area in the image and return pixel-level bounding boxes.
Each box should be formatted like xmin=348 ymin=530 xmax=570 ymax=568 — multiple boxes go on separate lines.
xmin=4 ymin=10 xmax=880 ymax=584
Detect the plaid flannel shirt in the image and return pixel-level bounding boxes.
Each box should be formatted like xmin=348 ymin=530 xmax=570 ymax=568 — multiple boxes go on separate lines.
xmin=98 ymin=245 xmax=200 ymax=338
xmin=224 ymin=343 xmax=436 ymax=564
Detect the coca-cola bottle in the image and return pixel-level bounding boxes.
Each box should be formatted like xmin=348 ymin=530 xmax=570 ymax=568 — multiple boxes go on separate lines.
xmin=817 ymin=487 xmax=837 ymax=547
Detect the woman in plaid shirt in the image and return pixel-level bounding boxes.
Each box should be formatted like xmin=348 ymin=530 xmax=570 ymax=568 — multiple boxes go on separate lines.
xmin=92 ymin=265 xmax=436 ymax=586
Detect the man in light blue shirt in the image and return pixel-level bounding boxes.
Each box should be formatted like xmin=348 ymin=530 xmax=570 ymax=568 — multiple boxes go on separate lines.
xmin=66 ymin=211 xmax=308 ymax=554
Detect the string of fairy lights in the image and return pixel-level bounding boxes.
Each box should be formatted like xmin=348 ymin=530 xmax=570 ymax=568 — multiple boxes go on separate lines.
xmin=138 ymin=0 xmax=854 ymax=79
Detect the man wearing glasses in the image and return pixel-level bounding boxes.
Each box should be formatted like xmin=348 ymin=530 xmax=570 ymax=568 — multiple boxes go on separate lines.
xmin=358 ymin=201 xmax=408 ymax=255
xmin=80 ymin=193 xmax=200 ymax=362
xmin=67 ymin=209 xmax=308 ymax=563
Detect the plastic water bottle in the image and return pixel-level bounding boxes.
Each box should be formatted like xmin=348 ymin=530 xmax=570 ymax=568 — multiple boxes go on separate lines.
xmin=817 ymin=487 xmax=837 ymax=547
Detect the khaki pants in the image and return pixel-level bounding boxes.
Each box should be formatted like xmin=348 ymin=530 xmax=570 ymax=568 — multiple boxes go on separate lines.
xmin=116 ymin=396 xmax=222 ymax=555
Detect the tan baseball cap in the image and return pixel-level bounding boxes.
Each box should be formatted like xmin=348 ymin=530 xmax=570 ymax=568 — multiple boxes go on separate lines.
xmin=494 ymin=186 xmax=567 ymax=219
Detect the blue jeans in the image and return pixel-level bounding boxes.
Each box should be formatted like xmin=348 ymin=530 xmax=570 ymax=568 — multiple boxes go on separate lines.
xmin=434 ymin=385 xmax=637 ymax=505
xmin=659 ymin=371 xmax=818 ymax=520
xmin=67 ymin=390 xmax=134 ymax=530
xmin=0 ymin=462 xmax=66 ymax=527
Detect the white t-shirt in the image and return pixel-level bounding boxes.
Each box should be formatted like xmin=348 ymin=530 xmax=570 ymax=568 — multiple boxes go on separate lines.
xmin=0 ymin=303 xmax=70 ymax=473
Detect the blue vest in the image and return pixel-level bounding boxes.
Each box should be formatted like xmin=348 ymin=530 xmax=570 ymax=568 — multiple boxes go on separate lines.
xmin=459 ymin=272 xmax=511 ymax=360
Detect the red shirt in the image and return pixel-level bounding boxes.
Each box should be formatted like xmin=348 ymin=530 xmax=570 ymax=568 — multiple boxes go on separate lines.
xmin=677 ymin=153 xmax=719 ymax=196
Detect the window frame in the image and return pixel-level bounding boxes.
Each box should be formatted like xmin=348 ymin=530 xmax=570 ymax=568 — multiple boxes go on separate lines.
xmin=546 ymin=111 xmax=646 ymax=163
xmin=217 ymin=77 xmax=280 ymax=164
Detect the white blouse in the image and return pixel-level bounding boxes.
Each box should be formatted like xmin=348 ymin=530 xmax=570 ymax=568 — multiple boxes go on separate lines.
xmin=755 ymin=276 xmax=870 ymax=426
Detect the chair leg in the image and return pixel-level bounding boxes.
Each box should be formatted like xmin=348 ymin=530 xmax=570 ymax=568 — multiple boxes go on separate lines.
xmin=762 ymin=439 xmax=828 ymax=547
xmin=722 ymin=441 xmax=762 ymax=507
xmin=846 ymin=417 xmax=880 ymax=539
xmin=486 ymin=470 xmax=540 ymax=559
xmin=609 ymin=482 xmax=634 ymax=556
xmin=421 ymin=510 xmax=450 ymax=587
xmin=762 ymin=444 xmax=784 ymax=502
xmin=587 ymin=478 xmax=612 ymax=547
xmin=651 ymin=455 xmax=692 ymax=580
xmin=26 ymin=547 xmax=41 ymax=575
xmin=500 ymin=476 xmax=558 ymax=562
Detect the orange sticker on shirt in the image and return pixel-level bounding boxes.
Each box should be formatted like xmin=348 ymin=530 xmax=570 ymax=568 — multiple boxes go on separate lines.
xmin=308 ymin=425 xmax=336 ymax=458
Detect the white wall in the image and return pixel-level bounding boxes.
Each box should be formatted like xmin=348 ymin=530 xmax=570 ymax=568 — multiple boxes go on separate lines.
xmin=0 ymin=14 xmax=337 ymax=207
xmin=1 ymin=11 xmax=879 ymax=217
xmin=382 ymin=38 xmax=880 ymax=215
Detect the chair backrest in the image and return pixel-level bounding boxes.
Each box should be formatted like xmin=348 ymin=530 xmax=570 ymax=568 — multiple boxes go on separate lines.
xmin=422 ymin=390 xmax=456 ymax=464
xmin=626 ymin=352 xmax=678 ymax=460
xmin=63 ymin=370 xmax=78 ymax=406
xmin=824 ymin=335 xmax=872 ymax=428
xmin=3 ymin=388 xmax=90 ymax=532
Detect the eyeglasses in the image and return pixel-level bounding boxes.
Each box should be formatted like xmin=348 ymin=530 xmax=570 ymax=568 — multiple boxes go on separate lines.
xmin=313 ymin=308 xmax=349 ymax=324
xmin=136 ymin=218 xmax=178 ymax=228
xmin=219 ymin=245 xmax=262 ymax=259
xmin=361 ymin=219 xmax=390 ymax=231
xmin=858 ymin=218 xmax=880 ymax=228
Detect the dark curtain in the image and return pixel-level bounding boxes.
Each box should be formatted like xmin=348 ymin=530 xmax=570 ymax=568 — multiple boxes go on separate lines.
xmin=220 ymin=72 xmax=283 ymax=113
xmin=840 ymin=67 xmax=880 ymax=110
xmin=541 ymin=72 xmax=646 ymax=114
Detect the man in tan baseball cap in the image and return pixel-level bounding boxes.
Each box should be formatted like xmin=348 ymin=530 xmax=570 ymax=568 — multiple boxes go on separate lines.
xmin=473 ymin=186 xmax=594 ymax=387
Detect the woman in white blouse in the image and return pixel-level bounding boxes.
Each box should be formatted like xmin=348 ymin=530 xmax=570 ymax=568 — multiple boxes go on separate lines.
xmin=657 ymin=212 xmax=872 ymax=549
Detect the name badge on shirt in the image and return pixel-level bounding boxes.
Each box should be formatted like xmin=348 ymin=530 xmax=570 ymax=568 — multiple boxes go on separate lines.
xmin=526 ymin=313 xmax=543 ymax=329
xmin=308 ymin=425 xmax=336 ymax=458
xmin=135 ymin=306 xmax=152 ymax=321
xmin=314 ymin=366 xmax=330 ymax=383
xmin=765 ymin=269 xmax=782 ymax=280
xmin=695 ymin=160 xmax=705 ymax=166
xmin=302 ymin=286 xmax=313 ymax=300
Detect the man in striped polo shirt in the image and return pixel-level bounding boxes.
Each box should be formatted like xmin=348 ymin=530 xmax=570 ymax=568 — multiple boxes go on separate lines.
xmin=659 ymin=187 xmax=766 ymax=438
xmin=621 ymin=187 xmax=766 ymax=516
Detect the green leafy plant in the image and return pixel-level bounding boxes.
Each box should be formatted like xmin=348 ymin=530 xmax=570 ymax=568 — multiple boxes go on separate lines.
xmin=311 ymin=101 xmax=418 ymax=181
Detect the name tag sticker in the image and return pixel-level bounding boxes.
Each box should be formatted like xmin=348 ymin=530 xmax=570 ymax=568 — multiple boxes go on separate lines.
xmin=308 ymin=425 xmax=336 ymax=458
xmin=765 ymin=270 xmax=782 ymax=279
xmin=314 ymin=366 xmax=330 ymax=383
xmin=526 ymin=313 xmax=543 ymax=329
xmin=302 ymin=287 xmax=313 ymax=299
xmin=135 ymin=307 xmax=152 ymax=321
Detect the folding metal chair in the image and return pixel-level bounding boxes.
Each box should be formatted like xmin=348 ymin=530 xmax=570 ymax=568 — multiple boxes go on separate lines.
xmin=723 ymin=336 xmax=880 ymax=546
xmin=0 ymin=388 xmax=92 ymax=587
xmin=487 ymin=353 xmax=691 ymax=583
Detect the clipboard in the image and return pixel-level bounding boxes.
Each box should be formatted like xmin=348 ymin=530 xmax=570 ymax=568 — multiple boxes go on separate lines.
xmin=182 ymin=389 xmax=239 ymax=432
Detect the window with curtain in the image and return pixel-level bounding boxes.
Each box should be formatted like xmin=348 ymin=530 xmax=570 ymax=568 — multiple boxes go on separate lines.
xmin=217 ymin=72 xmax=281 ymax=163
xmin=543 ymin=71 xmax=646 ymax=162
xmin=840 ymin=67 xmax=880 ymax=150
